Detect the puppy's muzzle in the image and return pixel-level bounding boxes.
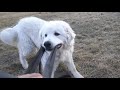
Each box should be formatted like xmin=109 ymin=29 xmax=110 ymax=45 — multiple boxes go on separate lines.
xmin=44 ymin=41 xmax=62 ymax=51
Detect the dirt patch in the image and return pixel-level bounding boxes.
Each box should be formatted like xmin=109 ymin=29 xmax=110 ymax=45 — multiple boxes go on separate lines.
xmin=0 ymin=12 xmax=120 ymax=78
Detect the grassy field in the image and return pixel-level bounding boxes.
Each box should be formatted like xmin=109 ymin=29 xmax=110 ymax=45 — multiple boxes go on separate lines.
xmin=0 ymin=12 xmax=120 ymax=78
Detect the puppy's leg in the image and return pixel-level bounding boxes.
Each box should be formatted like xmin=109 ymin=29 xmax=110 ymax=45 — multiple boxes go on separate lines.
xmin=18 ymin=46 xmax=37 ymax=69
xmin=64 ymin=54 xmax=84 ymax=78
xmin=17 ymin=34 xmax=37 ymax=69
xmin=65 ymin=61 xmax=84 ymax=78
xmin=19 ymin=51 xmax=28 ymax=69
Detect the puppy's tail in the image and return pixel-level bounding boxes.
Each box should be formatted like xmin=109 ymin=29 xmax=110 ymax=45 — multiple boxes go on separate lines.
xmin=0 ymin=27 xmax=18 ymax=46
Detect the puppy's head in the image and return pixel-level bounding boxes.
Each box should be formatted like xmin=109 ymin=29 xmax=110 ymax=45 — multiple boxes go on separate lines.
xmin=39 ymin=21 xmax=76 ymax=51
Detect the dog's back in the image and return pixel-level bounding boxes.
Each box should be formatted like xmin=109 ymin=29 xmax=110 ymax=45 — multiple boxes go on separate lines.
xmin=0 ymin=17 xmax=46 ymax=48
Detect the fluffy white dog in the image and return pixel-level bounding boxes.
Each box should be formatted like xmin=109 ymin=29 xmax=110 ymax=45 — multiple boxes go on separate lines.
xmin=0 ymin=17 xmax=83 ymax=78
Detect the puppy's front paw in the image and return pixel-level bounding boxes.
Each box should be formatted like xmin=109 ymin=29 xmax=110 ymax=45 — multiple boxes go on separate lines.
xmin=80 ymin=75 xmax=84 ymax=78
xmin=22 ymin=63 xmax=29 ymax=69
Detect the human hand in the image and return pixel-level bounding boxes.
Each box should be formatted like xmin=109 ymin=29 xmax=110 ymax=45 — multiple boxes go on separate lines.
xmin=18 ymin=73 xmax=43 ymax=78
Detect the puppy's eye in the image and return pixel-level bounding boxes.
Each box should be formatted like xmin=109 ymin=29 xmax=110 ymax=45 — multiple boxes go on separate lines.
xmin=45 ymin=34 xmax=47 ymax=37
xmin=54 ymin=32 xmax=60 ymax=36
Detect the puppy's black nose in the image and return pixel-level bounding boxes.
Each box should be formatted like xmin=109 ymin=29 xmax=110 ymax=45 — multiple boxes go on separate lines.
xmin=44 ymin=41 xmax=52 ymax=51
xmin=44 ymin=41 xmax=51 ymax=47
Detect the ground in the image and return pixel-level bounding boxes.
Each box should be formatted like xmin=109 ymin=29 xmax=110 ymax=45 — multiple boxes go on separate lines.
xmin=0 ymin=12 xmax=120 ymax=78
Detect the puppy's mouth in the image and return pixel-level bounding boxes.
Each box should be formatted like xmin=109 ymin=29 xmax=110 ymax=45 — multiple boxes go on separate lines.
xmin=46 ymin=48 xmax=53 ymax=51
xmin=56 ymin=43 xmax=62 ymax=49
xmin=45 ymin=44 xmax=63 ymax=51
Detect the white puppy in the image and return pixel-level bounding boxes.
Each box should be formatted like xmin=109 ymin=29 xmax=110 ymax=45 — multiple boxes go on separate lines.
xmin=0 ymin=17 xmax=83 ymax=78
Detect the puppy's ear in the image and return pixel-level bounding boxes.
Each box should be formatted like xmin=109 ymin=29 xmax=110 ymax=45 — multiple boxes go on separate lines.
xmin=66 ymin=27 xmax=76 ymax=42
xmin=39 ymin=30 xmax=44 ymax=47
xmin=63 ymin=23 xmax=76 ymax=44
xmin=39 ymin=30 xmax=43 ymax=40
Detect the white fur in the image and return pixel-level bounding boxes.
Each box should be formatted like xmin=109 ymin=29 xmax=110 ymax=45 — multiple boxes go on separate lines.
xmin=0 ymin=17 xmax=84 ymax=78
